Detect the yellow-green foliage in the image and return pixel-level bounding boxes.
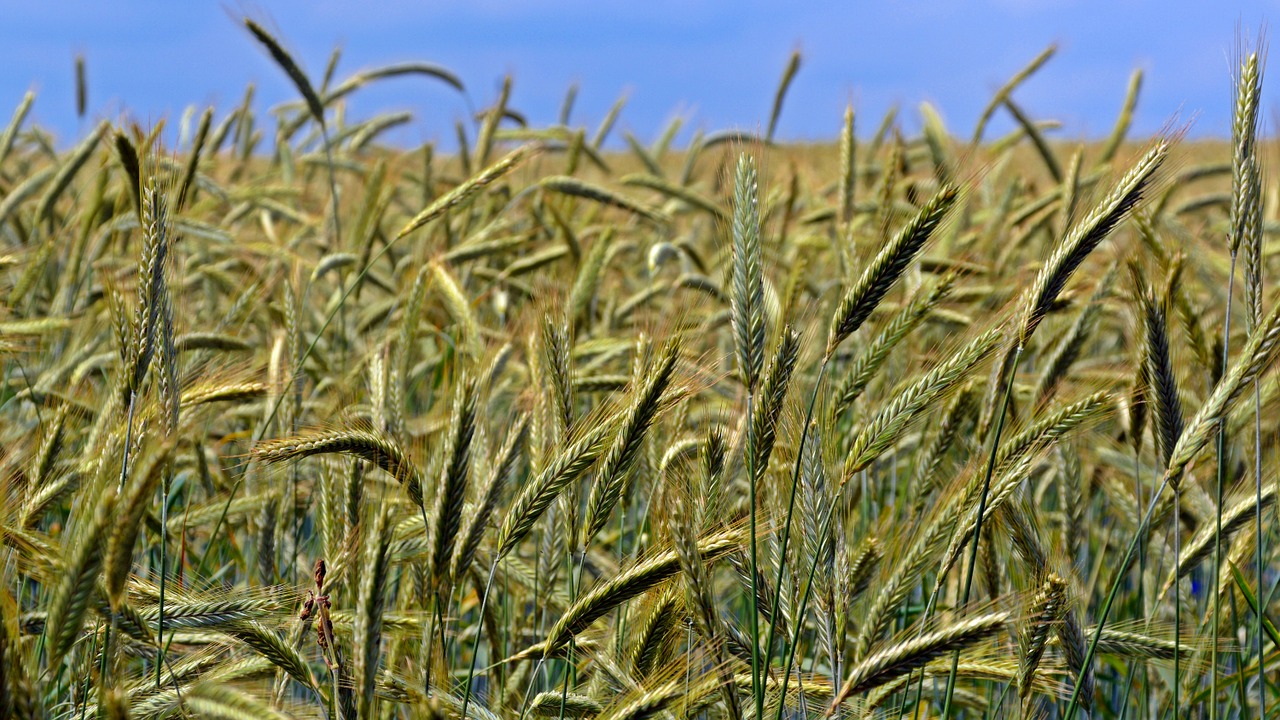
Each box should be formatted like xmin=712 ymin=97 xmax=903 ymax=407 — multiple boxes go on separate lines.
xmin=0 ymin=27 xmax=1277 ymax=720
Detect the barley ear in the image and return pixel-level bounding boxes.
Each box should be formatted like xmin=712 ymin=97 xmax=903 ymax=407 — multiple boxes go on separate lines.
xmin=541 ymin=528 xmax=741 ymax=656
xmin=541 ymin=317 xmax=575 ymax=436
xmin=45 ymin=485 xmax=117 ymax=667
xmin=971 ymin=44 xmax=1056 ymax=144
xmin=396 ymin=144 xmax=537 ymax=241
xmin=254 ymin=426 xmax=426 ymax=508
xmin=104 ymin=440 xmax=175 ymax=607
xmin=623 ymin=589 xmax=682 ymax=678
xmin=831 ymin=611 xmax=1010 ymax=708
xmin=1057 ymin=590 xmax=1096 ymax=712
xmin=453 ymin=413 xmax=528 ymax=582
xmin=530 ymin=692 xmax=604 ymax=718
xmin=496 ymin=418 xmax=613 ymax=560
xmin=1019 ymin=142 xmax=1166 ymax=344
xmin=177 ymin=106 xmax=212 ymax=210
xmin=429 ymin=374 xmax=477 ymax=594
xmin=730 ymin=152 xmax=766 ymax=391
xmin=1098 ymin=69 xmax=1142 ymax=164
xmin=1230 ymin=50 xmax=1262 ymax=256
xmin=838 ymin=105 xmax=856 ymax=223
xmin=0 ymin=90 xmax=32 ymax=170
xmin=244 ymin=19 xmax=325 ymax=126
xmin=1139 ymin=284 xmax=1184 ymax=469
xmin=767 ymin=49 xmax=801 ymax=142
xmin=128 ymin=180 xmax=172 ymax=395
xmin=225 ymin=621 xmax=319 ymax=693
xmin=844 ymin=328 xmax=999 ymax=477
xmin=114 ymin=130 xmax=142 ymax=220
xmin=1166 ymin=293 xmax=1280 ymax=481
xmin=184 ymin=682 xmax=292 ymax=720
xmin=356 ymin=507 xmax=394 ymax=720
xmin=827 ymin=183 xmax=958 ymax=357
xmin=747 ymin=326 xmax=800 ymax=491
xmin=582 ymin=341 xmax=680 ymax=549
xmin=1165 ymin=482 xmax=1279 ymax=592
xmin=1018 ymin=574 xmax=1067 ymax=712
xmin=835 ymin=274 xmax=956 ymax=411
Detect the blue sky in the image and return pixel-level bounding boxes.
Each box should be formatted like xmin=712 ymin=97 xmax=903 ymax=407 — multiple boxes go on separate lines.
xmin=1 ymin=1 xmax=1277 ymax=149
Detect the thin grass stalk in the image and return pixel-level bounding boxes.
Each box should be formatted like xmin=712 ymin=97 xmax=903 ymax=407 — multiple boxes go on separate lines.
xmin=764 ymin=358 xmax=826 ymax=720
xmin=459 ymin=561 xmax=500 ymax=720
xmin=774 ymin=430 xmax=860 ymax=720
xmin=155 ymin=455 xmax=168 ymax=690
xmin=153 ymin=299 xmax=178 ymax=692
xmin=938 ymin=343 xmax=1020 ymax=720
xmin=1252 ymin=378 xmax=1264 ymax=720
xmin=1063 ymin=468 xmax=1180 ymax=720
xmin=1210 ymin=240 xmax=1238 ymax=720
xmin=1245 ymin=313 xmax=1268 ymax=720
xmin=1175 ymin=491 xmax=1182 ymax=718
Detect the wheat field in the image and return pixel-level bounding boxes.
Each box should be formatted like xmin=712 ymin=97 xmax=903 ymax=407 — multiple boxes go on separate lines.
xmin=0 ymin=21 xmax=1277 ymax=720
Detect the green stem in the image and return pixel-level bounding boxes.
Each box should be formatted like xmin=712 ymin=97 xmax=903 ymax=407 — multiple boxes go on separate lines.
xmin=116 ymin=390 xmax=159 ymax=691
xmin=746 ymin=389 xmax=761 ymax=717
xmin=156 ymin=474 xmax=168 ymax=689
xmin=1229 ymin=587 xmax=1250 ymax=718
xmin=1064 ymin=471 xmax=1176 ymax=720
xmin=82 ymin=615 xmax=103 ymax=720
xmin=762 ymin=360 xmax=828 ymax=706
xmin=1117 ymin=654 xmax=1140 ymax=720
xmin=939 ymin=343 xmax=1021 ymax=720
xmin=1255 ymin=378 xmax=1266 ymax=720
xmin=1212 ymin=254 xmax=1237 ymax=719
xmin=421 ymin=501 xmax=436 ymax=696
xmin=1174 ymin=494 xmax=1181 ymax=719
xmin=459 ymin=561 xmax=500 ymax=720
xmin=990 ymin=678 xmax=1014 ymax=718
xmin=780 ymin=490 xmax=837 ymax=716
xmin=1136 ymin=443 xmax=1152 ymax=720
xmin=555 ymin=551 xmax=588 ymax=720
